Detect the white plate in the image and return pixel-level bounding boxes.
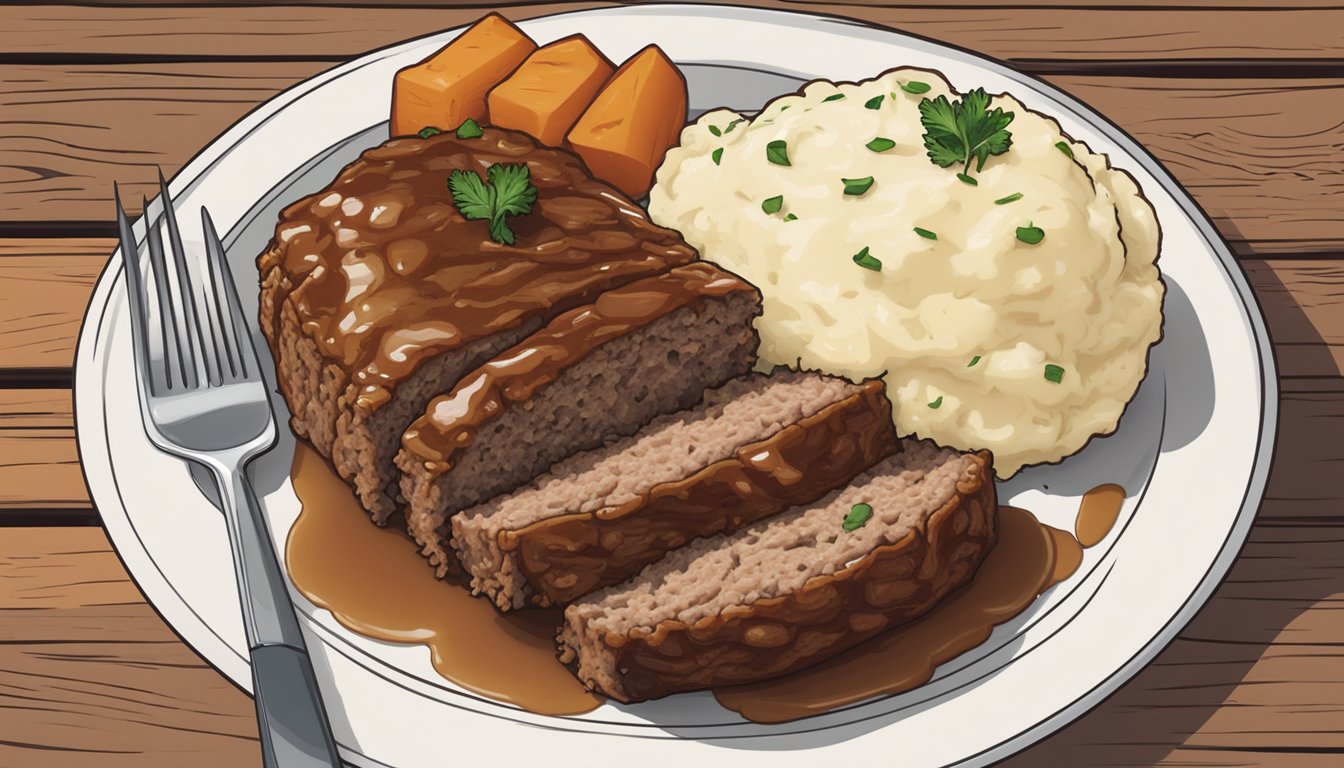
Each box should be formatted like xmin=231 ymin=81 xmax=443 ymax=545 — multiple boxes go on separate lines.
xmin=74 ymin=6 xmax=1276 ymax=767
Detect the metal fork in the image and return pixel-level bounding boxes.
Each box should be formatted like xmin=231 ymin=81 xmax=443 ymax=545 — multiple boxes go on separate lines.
xmin=115 ymin=173 xmax=342 ymax=768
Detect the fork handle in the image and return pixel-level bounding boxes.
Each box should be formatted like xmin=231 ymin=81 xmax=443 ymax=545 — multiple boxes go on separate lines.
xmin=214 ymin=462 xmax=343 ymax=768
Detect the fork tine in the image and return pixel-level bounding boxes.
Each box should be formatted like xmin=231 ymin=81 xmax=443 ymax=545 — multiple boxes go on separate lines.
xmin=144 ymin=195 xmax=189 ymax=391
xmin=201 ymin=208 xmax=257 ymax=381
xmin=116 ymin=185 xmax=167 ymax=397
xmin=198 ymin=207 xmax=240 ymax=381
xmin=158 ymin=170 xmax=217 ymax=387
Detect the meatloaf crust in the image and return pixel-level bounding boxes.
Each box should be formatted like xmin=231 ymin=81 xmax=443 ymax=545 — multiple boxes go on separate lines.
xmin=559 ymin=446 xmax=996 ymax=702
xmin=502 ymin=379 xmax=898 ymax=607
xmin=257 ymin=127 xmax=696 ymax=521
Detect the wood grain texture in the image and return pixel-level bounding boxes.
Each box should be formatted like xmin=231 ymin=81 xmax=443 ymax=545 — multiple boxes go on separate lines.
xmin=0 ymin=239 xmax=112 ymax=371
xmin=4 ymin=3 xmax=1344 ymax=63
xmin=1 ymin=69 xmax=1342 ymax=255
xmin=1 ymin=506 xmax=1341 ymax=767
xmin=0 ymin=526 xmax=258 ymax=768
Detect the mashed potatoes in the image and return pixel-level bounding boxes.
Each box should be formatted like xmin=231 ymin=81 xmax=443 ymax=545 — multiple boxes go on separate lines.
xmin=648 ymin=68 xmax=1163 ymax=477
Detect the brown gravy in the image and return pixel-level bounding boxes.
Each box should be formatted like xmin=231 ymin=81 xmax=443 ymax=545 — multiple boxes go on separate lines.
xmin=286 ymin=449 xmax=1104 ymax=724
xmin=711 ymin=506 xmax=1067 ymax=723
xmin=285 ymin=444 xmax=601 ymax=715
xmin=1075 ymin=483 xmax=1126 ymax=547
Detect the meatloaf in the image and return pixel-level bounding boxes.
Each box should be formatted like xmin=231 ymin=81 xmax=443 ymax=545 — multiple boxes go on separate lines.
xmin=399 ymin=262 xmax=761 ymax=573
xmin=453 ymin=370 xmax=898 ymax=610
xmin=257 ymin=126 xmax=697 ymax=522
xmin=559 ymin=439 xmax=996 ymax=702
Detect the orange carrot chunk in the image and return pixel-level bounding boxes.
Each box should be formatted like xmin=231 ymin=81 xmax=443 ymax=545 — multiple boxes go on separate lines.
xmin=488 ymin=35 xmax=616 ymax=147
xmin=390 ymin=14 xmax=536 ymax=137
xmin=566 ymin=45 xmax=688 ymax=199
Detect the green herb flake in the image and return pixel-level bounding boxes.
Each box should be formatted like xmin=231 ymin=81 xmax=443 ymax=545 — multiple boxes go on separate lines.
xmin=766 ymin=140 xmax=791 ymax=166
xmin=842 ymin=176 xmax=875 ymax=196
xmin=900 ymin=80 xmax=932 ymax=95
xmin=994 ymin=192 xmax=1023 ymax=205
xmin=711 ymin=148 xmax=724 ymax=166
xmin=1016 ymin=223 xmax=1045 ymax=245
xmin=708 ymin=124 xmax=722 ymax=137
xmin=864 ymin=94 xmax=886 ymax=110
xmin=928 ymin=396 xmax=944 ymax=409
xmin=823 ymin=93 xmax=847 ymax=102
xmin=1055 ymin=140 xmax=1073 ymax=159
xmin=842 ymin=503 xmax=874 ymax=532
xmin=919 ymin=88 xmax=1015 ymax=176
xmin=761 ymin=195 xmax=784 ymax=215
xmin=455 ymin=118 xmax=484 ymax=140
xmin=417 ymin=126 xmax=443 ymax=138
xmin=784 ymin=213 xmax=799 ymax=221
xmin=852 ymin=246 xmax=882 ymax=271
xmin=956 ymin=172 xmax=979 ymax=186
xmin=447 ymin=163 xmax=537 ymax=245
xmin=724 ymin=119 xmax=744 ymax=134
xmin=914 ymin=227 xmax=938 ymax=240
xmin=1044 ymin=364 xmax=1065 ymax=384
xmin=967 ymin=355 xmax=982 ymax=368
xmin=866 ymin=137 xmax=896 ymax=153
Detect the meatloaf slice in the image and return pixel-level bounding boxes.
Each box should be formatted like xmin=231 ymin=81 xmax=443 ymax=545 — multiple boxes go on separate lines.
xmin=257 ymin=126 xmax=697 ymax=523
xmin=398 ymin=262 xmax=762 ymax=574
xmin=453 ymin=371 xmax=898 ymax=610
xmin=558 ymin=439 xmax=996 ymax=702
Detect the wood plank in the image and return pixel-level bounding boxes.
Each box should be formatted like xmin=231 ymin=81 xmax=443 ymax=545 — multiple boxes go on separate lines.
xmin=0 ymin=526 xmax=258 ymax=768
xmin=4 ymin=3 xmax=1344 ymax=63
xmin=2 ymin=63 xmax=1341 ymax=256
xmin=0 ymin=239 xmax=112 ymax=371
xmin=3 ymin=507 xmax=1343 ymax=767
xmin=5 ymin=249 xmax=1338 ymax=387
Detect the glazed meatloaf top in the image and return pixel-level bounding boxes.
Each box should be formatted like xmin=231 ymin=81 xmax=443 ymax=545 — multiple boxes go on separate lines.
xmin=257 ymin=126 xmax=696 ymax=412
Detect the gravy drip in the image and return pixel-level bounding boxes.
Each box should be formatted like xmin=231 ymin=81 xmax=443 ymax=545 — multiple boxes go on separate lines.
xmin=285 ymin=443 xmax=601 ymax=715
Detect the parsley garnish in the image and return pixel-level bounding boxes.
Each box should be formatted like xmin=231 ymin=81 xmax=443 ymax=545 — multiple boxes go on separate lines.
xmin=455 ymin=118 xmax=484 ymax=139
xmin=724 ymin=118 xmax=744 ymax=134
xmin=1044 ymin=364 xmax=1065 ymax=384
xmin=900 ymin=81 xmax=932 ymax=95
xmin=1055 ymin=140 xmax=1073 ymax=159
xmin=784 ymin=213 xmax=798 ymax=221
xmin=864 ymin=94 xmax=885 ymax=110
xmin=766 ymin=140 xmax=790 ymax=166
xmin=866 ymin=137 xmax=896 ymax=153
xmin=994 ymin=192 xmax=1023 ymax=205
xmin=852 ymin=247 xmax=881 ymax=271
xmin=708 ymin=124 xmax=722 ymax=137
xmin=842 ymin=176 xmax=875 ymax=196
xmin=968 ymin=355 xmax=982 ymax=367
xmin=1016 ymin=223 xmax=1045 ymax=245
xmin=914 ymin=227 xmax=938 ymax=240
xmin=956 ymin=172 xmax=978 ymax=186
xmin=823 ymin=93 xmax=847 ymax=102
xmin=919 ymin=88 xmax=1014 ymax=176
xmin=417 ymin=126 xmax=442 ymax=138
xmin=842 ymin=503 xmax=874 ymax=532
xmin=712 ymin=148 xmax=724 ymax=166
xmin=928 ymin=396 xmax=944 ymax=409
xmin=762 ymin=195 xmax=784 ymax=214
xmin=447 ymin=163 xmax=537 ymax=246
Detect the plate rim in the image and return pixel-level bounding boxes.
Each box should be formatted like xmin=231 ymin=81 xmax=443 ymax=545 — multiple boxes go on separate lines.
xmin=72 ymin=4 xmax=1279 ymax=766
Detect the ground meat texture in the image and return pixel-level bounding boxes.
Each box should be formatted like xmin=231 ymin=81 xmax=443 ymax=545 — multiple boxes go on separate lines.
xmin=257 ymin=126 xmax=696 ymax=522
xmin=398 ymin=262 xmax=762 ymax=576
xmin=558 ymin=439 xmax=996 ymax=702
xmin=452 ymin=370 xmax=898 ymax=609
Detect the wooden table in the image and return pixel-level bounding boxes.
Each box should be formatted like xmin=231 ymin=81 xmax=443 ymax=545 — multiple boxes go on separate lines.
xmin=2 ymin=2 xmax=1341 ymax=766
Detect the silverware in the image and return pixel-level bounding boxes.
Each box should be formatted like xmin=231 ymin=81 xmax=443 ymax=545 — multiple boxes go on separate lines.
xmin=115 ymin=173 xmax=343 ymax=768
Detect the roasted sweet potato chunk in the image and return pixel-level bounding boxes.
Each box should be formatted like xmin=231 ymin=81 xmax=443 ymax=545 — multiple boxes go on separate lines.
xmin=566 ymin=45 xmax=688 ymax=198
xmin=390 ymin=14 xmax=535 ymax=137
xmin=487 ymin=35 xmax=615 ymax=147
